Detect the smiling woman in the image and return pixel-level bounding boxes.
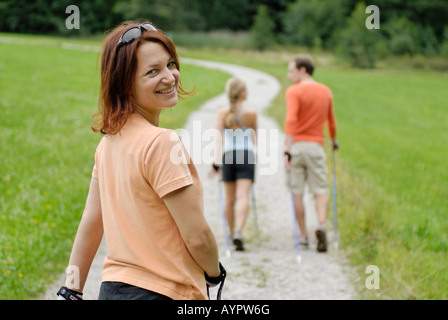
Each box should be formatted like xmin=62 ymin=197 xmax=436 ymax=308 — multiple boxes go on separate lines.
xmin=131 ymin=42 xmax=180 ymax=126
xmin=93 ymin=21 xmax=192 ymax=135
xmin=58 ymin=21 xmax=225 ymax=301
xmin=0 ymin=32 xmax=230 ymax=299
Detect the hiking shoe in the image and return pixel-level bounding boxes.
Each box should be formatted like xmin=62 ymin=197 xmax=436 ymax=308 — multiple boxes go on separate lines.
xmin=315 ymin=228 xmax=327 ymax=252
xmin=233 ymin=232 xmax=245 ymax=251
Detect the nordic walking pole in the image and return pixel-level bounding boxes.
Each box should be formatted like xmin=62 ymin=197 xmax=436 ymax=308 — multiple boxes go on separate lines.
xmin=250 ymin=185 xmax=260 ymax=246
xmin=331 ymin=149 xmax=339 ymax=250
xmin=287 ymin=171 xmax=301 ymax=264
xmin=218 ymin=180 xmax=231 ymax=258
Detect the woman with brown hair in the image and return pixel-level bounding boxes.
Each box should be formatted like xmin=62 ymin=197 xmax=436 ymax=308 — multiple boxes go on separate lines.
xmin=211 ymin=78 xmax=257 ymax=252
xmin=57 ymin=21 xmax=225 ymax=300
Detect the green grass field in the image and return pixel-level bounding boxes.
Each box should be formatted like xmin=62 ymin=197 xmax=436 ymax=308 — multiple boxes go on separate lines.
xmin=0 ymin=34 xmax=229 ymax=299
xmin=1 ymin=34 xmax=447 ymax=299
xmin=320 ymin=68 xmax=448 ymax=299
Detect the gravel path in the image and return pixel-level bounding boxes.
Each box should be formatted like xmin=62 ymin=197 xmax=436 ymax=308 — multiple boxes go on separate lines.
xmin=41 ymin=58 xmax=354 ymax=300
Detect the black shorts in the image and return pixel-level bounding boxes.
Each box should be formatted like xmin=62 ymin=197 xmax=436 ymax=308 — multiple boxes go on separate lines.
xmin=98 ymin=281 xmax=172 ymax=300
xmin=222 ymin=150 xmax=255 ymax=182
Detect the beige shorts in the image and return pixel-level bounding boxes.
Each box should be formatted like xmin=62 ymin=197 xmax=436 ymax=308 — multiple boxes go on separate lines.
xmin=289 ymin=142 xmax=328 ymax=195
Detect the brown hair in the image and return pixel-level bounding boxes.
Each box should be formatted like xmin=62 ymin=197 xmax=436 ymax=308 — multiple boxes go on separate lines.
xmin=92 ymin=21 xmax=190 ymax=135
xmin=293 ymin=54 xmax=315 ymax=75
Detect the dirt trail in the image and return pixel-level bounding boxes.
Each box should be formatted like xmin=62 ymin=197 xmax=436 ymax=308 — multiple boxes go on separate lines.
xmin=182 ymin=59 xmax=354 ymax=299
xmin=42 ymin=58 xmax=354 ymax=300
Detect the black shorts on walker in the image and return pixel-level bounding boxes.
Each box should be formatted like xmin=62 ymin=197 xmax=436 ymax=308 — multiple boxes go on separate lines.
xmin=222 ymin=150 xmax=255 ymax=182
xmin=98 ymin=281 xmax=172 ymax=300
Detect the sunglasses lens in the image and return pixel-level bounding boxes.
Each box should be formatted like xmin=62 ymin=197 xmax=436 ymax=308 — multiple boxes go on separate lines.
xmin=117 ymin=23 xmax=157 ymax=50
xmin=121 ymin=27 xmax=142 ymax=45
xmin=141 ymin=23 xmax=157 ymax=32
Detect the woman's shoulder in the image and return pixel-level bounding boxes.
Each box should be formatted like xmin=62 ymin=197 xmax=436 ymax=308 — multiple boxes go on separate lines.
xmin=124 ymin=115 xmax=179 ymax=146
xmin=150 ymin=127 xmax=180 ymax=144
xmin=241 ymin=108 xmax=257 ymax=120
xmin=217 ymin=108 xmax=229 ymax=117
xmin=244 ymin=108 xmax=257 ymax=116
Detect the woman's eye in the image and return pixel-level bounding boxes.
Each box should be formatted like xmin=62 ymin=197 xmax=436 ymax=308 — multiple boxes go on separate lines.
xmin=167 ymin=61 xmax=176 ymax=69
xmin=146 ymin=69 xmax=157 ymax=76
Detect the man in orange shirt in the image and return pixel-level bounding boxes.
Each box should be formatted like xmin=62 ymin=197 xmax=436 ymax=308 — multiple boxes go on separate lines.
xmin=284 ymin=54 xmax=338 ymax=252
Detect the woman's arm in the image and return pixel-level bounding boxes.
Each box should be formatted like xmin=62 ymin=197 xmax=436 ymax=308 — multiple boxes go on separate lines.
xmin=65 ymin=177 xmax=103 ymax=292
xmin=163 ymin=185 xmax=220 ymax=278
xmin=213 ymin=109 xmax=226 ymax=166
xmin=250 ymin=110 xmax=257 ymax=146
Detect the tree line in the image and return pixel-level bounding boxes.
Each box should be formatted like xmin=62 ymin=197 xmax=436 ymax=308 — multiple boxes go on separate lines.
xmin=1 ymin=0 xmax=447 ymax=67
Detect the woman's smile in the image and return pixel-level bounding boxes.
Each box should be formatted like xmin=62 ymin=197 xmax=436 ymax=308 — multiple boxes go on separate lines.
xmin=131 ymin=41 xmax=181 ymax=121
xmin=155 ymin=85 xmax=176 ymax=96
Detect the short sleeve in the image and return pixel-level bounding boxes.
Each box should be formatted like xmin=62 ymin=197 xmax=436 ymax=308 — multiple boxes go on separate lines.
xmin=285 ymin=86 xmax=300 ymax=135
xmin=144 ymin=130 xmax=193 ymax=198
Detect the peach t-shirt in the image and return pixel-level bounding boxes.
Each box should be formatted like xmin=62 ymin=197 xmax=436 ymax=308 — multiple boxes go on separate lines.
xmin=92 ymin=113 xmax=207 ymax=300
xmin=285 ymin=82 xmax=336 ymax=146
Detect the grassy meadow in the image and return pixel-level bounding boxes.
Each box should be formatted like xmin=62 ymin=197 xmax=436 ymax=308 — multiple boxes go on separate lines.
xmin=0 ymin=33 xmax=229 ymax=299
xmin=1 ymin=33 xmax=447 ymax=299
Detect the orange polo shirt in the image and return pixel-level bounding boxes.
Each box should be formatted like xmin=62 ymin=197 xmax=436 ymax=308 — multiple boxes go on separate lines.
xmin=92 ymin=113 xmax=207 ymax=300
xmin=285 ymin=81 xmax=336 ymax=146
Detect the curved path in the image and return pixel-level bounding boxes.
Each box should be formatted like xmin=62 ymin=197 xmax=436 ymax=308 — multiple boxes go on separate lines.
xmin=42 ymin=58 xmax=354 ymax=300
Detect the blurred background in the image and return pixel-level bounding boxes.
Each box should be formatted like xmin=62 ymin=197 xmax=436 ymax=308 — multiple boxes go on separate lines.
xmin=1 ymin=0 xmax=448 ymax=68
xmin=1 ymin=0 xmax=447 ymax=300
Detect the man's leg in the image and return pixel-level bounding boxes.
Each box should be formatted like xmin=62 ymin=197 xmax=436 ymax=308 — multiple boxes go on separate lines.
xmin=293 ymin=194 xmax=307 ymax=239
xmin=306 ymin=143 xmax=329 ymax=252
xmin=315 ymin=193 xmax=328 ymax=226
xmin=315 ymin=193 xmax=328 ymax=252
xmin=289 ymin=142 xmax=308 ymax=244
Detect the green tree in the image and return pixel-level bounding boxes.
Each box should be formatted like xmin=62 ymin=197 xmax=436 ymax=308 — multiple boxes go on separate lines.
xmin=114 ymin=0 xmax=206 ymax=32
xmin=200 ymin=0 xmax=253 ymax=31
xmin=251 ymin=5 xmax=275 ymax=51
xmin=0 ymin=0 xmax=123 ymax=35
xmin=336 ymin=2 xmax=387 ymax=68
xmin=282 ymin=0 xmax=347 ymax=49
xmin=385 ymin=16 xmax=418 ymax=56
xmin=440 ymin=27 xmax=448 ymax=58
xmin=419 ymin=26 xmax=439 ymax=57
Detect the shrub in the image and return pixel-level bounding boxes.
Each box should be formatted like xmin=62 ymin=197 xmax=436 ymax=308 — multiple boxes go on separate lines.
xmin=336 ymin=2 xmax=387 ymax=68
xmin=251 ymin=5 xmax=275 ymax=51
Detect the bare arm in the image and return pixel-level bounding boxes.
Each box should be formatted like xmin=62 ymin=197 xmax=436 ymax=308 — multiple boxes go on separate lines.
xmin=251 ymin=110 xmax=258 ymax=146
xmin=213 ymin=109 xmax=226 ymax=166
xmin=163 ymin=185 xmax=220 ymax=278
xmin=328 ymin=100 xmax=338 ymax=150
xmin=65 ymin=177 xmax=103 ymax=292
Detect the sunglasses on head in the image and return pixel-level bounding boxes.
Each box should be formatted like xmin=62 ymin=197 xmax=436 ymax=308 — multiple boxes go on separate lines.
xmin=116 ymin=23 xmax=157 ymax=51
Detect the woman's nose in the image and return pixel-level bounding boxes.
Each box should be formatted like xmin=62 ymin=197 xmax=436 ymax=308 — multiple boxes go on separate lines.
xmin=161 ymin=67 xmax=177 ymax=84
